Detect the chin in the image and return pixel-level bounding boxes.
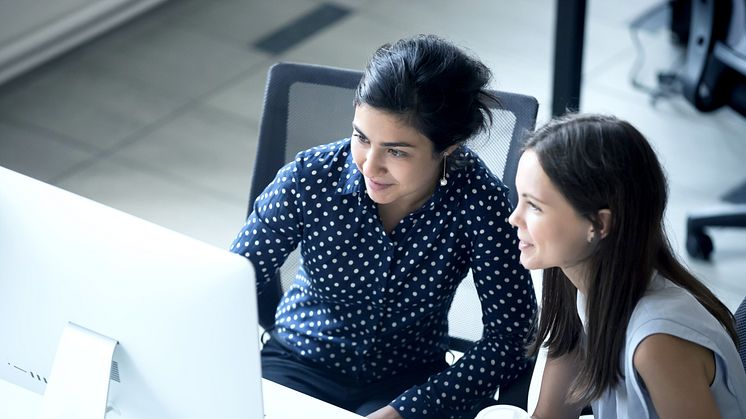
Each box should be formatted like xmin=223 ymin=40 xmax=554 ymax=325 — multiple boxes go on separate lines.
xmin=366 ymin=191 xmax=395 ymax=204
xmin=519 ymin=256 xmax=541 ymax=271
xmin=520 ymin=262 xmax=536 ymax=270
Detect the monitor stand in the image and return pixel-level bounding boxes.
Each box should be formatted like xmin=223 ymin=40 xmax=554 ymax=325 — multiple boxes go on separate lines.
xmin=38 ymin=322 xmax=118 ymax=419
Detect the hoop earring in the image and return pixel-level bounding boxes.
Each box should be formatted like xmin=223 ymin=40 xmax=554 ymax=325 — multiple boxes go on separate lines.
xmin=440 ymin=154 xmax=448 ymax=186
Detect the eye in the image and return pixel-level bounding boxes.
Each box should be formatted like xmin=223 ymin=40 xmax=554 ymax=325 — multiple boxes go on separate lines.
xmin=352 ymin=132 xmax=369 ymax=144
xmin=527 ymin=200 xmax=541 ymax=212
xmin=388 ymin=148 xmax=408 ymax=158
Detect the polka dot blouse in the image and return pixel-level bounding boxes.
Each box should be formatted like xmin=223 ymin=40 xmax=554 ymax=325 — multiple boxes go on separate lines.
xmin=231 ymin=139 xmax=537 ymax=418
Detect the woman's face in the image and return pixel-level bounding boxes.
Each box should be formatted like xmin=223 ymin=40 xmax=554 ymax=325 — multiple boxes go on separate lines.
xmin=508 ymin=150 xmax=594 ymax=273
xmin=351 ymin=105 xmax=444 ymax=211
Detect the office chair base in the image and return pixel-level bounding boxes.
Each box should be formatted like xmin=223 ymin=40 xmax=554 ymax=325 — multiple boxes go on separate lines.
xmin=686 ymin=228 xmax=714 ymax=260
xmin=685 ymin=204 xmax=746 ymax=260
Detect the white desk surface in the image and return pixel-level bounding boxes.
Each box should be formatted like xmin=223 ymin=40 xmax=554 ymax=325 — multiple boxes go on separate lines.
xmin=0 ymin=378 xmax=364 ymax=419
xmin=263 ymin=379 xmax=364 ymax=419
xmin=1 ymin=377 xmax=597 ymax=419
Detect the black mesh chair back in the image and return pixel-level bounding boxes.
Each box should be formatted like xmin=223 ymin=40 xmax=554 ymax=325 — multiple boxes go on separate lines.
xmin=246 ymin=61 xmax=539 ymax=408
xmin=248 ymin=63 xmax=362 ymax=328
xmin=736 ymin=297 xmax=746 ymax=373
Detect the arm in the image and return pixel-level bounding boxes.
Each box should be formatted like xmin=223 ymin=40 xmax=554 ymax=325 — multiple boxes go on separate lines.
xmin=389 ymin=186 xmax=538 ymax=418
xmin=229 ymin=159 xmax=303 ymax=290
xmin=366 ymin=406 xmax=403 ymax=419
xmin=531 ymin=349 xmax=585 ymax=419
xmin=633 ymin=333 xmax=720 ymax=419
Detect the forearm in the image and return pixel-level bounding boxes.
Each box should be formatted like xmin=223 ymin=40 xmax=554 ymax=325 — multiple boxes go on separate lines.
xmin=531 ymin=351 xmax=584 ymax=419
xmin=367 ymin=405 xmax=403 ymax=419
xmin=389 ymin=333 xmax=531 ymax=419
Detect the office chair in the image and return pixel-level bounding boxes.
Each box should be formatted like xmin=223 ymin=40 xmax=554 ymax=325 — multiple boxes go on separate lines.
xmin=680 ymin=0 xmax=746 ymax=260
xmin=246 ymin=62 xmax=539 ymax=409
xmin=736 ymin=297 xmax=746 ymax=372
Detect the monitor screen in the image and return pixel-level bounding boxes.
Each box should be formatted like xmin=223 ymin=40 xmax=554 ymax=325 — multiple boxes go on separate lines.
xmin=0 ymin=166 xmax=263 ymax=419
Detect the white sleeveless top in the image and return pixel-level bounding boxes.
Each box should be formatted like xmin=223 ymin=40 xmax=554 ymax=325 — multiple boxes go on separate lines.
xmin=576 ymin=275 xmax=746 ymax=418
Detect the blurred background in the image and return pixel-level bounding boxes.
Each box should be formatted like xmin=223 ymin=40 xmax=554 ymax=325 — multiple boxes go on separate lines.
xmin=0 ymin=0 xmax=744 ymax=313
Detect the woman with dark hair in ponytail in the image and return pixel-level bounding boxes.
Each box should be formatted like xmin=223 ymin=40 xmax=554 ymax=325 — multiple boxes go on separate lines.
xmin=508 ymin=114 xmax=746 ymax=418
xmin=231 ymin=35 xmax=537 ymax=419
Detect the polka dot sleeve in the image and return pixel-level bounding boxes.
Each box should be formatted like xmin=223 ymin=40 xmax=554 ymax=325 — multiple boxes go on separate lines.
xmin=389 ymin=179 xmax=537 ymax=419
xmin=229 ymin=157 xmax=304 ymax=292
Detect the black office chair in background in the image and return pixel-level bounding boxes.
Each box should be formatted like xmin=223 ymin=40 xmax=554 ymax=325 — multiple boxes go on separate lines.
xmin=680 ymin=0 xmax=746 ymax=260
xmin=245 ymin=62 xmax=540 ymax=410
xmin=736 ymin=297 xmax=746 ymax=372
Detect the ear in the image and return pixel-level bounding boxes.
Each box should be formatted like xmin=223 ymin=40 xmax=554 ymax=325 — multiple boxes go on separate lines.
xmin=443 ymin=143 xmax=460 ymax=156
xmin=595 ymin=209 xmax=612 ymax=239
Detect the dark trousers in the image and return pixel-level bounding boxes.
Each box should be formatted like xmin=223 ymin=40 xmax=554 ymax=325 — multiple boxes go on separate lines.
xmin=261 ymin=337 xmax=486 ymax=417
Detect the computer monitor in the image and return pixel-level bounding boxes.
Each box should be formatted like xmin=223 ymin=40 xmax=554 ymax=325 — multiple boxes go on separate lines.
xmin=0 ymin=166 xmax=263 ymax=419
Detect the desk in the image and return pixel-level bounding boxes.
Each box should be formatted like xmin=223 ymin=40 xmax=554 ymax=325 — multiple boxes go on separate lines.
xmin=1 ymin=377 xmax=596 ymax=419
xmin=263 ymin=379 xmax=364 ymax=418
xmin=0 ymin=378 xmax=365 ymax=419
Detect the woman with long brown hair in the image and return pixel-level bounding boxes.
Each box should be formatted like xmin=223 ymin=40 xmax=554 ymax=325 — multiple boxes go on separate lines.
xmin=508 ymin=114 xmax=746 ymax=418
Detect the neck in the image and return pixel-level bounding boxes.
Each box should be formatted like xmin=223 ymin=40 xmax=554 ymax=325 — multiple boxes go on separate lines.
xmin=561 ymin=262 xmax=590 ymax=295
xmin=377 ymin=178 xmax=438 ymax=234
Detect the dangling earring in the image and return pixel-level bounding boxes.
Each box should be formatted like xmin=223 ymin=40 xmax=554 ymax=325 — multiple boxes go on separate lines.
xmin=440 ymin=154 xmax=448 ymax=186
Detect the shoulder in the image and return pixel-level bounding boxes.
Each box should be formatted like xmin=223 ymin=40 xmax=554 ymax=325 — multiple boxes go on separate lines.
xmin=293 ymin=138 xmax=352 ymax=172
xmin=626 ymin=276 xmax=733 ymax=373
xmin=261 ymin=139 xmax=351 ymax=198
xmin=629 ymin=277 xmax=706 ymax=328
xmin=446 ymin=151 xmax=515 ymax=238
xmin=454 ymin=148 xmax=510 ymax=204
xmin=624 ymin=279 xmax=746 ymax=417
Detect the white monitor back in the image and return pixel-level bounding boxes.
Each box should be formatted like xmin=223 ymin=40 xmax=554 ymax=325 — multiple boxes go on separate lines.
xmin=0 ymin=166 xmax=263 ymax=419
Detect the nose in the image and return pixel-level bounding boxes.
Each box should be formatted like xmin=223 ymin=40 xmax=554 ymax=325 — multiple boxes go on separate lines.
xmin=362 ymin=148 xmax=386 ymax=177
xmin=508 ymin=206 xmax=522 ymax=228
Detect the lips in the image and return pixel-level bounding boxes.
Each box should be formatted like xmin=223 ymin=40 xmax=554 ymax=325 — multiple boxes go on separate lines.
xmin=518 ymin=239 xmax=534 ymax=250
xmin=366 ymin=178 xmax=393 ymax=192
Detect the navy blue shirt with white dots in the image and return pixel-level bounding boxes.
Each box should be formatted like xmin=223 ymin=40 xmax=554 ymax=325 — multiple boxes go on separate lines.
xmin=231 ymin=139 xmax=537 ymax=419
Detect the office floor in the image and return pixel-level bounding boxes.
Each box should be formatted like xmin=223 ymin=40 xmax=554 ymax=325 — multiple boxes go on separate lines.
xmin=0 ymin=0 xmax=744 ymax=411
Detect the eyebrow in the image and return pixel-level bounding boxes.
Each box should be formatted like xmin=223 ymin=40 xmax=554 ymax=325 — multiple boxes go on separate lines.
xmin=521 ymin=192 xmax=548 ymax=205
xmin=352 ymin=123 xmax=417 ymax=148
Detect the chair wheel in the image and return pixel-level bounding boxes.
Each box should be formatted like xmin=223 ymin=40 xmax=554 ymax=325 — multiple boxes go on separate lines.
xmin=686 ymin=229 xmax=713 ymax=260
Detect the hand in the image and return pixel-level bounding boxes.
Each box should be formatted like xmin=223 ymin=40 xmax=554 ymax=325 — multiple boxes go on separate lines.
xmin=366 ymin=405 xmax=403 ymax=419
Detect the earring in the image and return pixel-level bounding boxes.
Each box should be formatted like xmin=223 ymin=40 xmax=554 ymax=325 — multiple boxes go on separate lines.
xmin=587 ymin=231 xmax=595 ymax=243
xmin=440 ymin=154 xmax=448 ymax=186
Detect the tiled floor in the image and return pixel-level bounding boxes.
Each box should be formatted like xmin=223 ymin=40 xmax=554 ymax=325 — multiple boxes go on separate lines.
xmin=1 ymin=0 xmax=745 ymax=413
